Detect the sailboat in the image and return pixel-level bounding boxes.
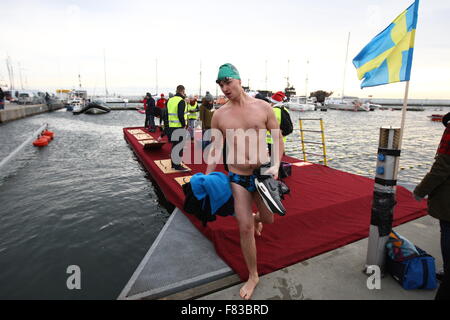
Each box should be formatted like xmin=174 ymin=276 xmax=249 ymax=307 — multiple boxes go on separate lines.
xmin=97 ymin=50 xmax=126 ymax=104
xmin=284 ymin=60 xmax=316 ymax=112
xmin=325 ymin=33 xmax=369 ymax=112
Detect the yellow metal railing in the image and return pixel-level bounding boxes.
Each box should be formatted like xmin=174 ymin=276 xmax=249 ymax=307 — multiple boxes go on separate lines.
xmin=298 ymin=118 xmax=328 ymax=166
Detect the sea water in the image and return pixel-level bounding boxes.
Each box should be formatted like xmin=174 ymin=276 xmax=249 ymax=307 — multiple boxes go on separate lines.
xmin=0 ymin=105 xmax=448 ymax=299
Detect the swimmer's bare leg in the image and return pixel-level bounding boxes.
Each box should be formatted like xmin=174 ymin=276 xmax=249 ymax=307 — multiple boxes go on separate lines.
xmin=231 ymin=183 xmax=260 ymax=300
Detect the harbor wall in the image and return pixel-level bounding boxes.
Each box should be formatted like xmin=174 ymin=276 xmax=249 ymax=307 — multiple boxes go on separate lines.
xmin=0 ymin=104 xmax=64 ymax=123
xmin=369 ymin=98 xmax=450 ymax=107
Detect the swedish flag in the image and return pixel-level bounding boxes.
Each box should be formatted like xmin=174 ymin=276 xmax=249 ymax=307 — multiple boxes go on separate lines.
xmin=353 ymin=1 xmax=419 ymax=88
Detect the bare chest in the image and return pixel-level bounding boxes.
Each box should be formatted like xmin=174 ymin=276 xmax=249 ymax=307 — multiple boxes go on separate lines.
xmin=218 ymin=108 xmax=267 ymax=132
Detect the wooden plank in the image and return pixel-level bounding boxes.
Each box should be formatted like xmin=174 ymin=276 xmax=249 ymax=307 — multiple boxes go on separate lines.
xmin=154 ymin=159 xmax=191 ymax=174
xmin=133 ymin=133 xmax=154 ymax=140
xmin=174 ymin=176 xmax=192 ymax=186
xmin=127 ymin=129 xmax=145 ymax=134
xmin=156 ymin=274 xmax=241 ymax=300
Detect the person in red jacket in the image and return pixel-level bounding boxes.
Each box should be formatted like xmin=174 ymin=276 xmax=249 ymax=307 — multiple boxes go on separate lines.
xmin=156 ymin=93 xmax=166 ymax=109
xmin=142 ymin=93 xmax=148 ymax=111
xmin=155 ymin=94 xmax=167 ymax=128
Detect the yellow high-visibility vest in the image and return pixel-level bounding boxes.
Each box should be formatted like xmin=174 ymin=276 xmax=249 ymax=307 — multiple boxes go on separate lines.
xmin=167 ymin=96 xmax=184 ymax=128
xmin=187 ymin=102 xmax=198 ymax=120
xmin=266 ymin=107 xmax=287 ymax=144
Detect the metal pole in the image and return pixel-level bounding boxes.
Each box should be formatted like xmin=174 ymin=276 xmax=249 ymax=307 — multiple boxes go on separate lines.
xmin=299 ymin=119 xmax=307 ymax=162
xmin=392 ymin=81 xmax=410 ymax=180
xmin=342 ymin=32 xmax=350 ymax=99
xmin=365 ymin=127 xmax=401 ymax=274
xmin=320 ymin=119 xmax=328 ymax=166
xmin=0 ymin=123 xmax=48 ymax=170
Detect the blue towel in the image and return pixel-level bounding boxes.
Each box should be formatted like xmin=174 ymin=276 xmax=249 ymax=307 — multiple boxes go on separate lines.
xmin=190 ymin=172 xmax=232 ymax=214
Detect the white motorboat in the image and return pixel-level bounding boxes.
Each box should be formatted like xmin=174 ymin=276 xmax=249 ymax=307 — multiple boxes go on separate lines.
xmin=285 ymin=96 xmax=317 ymax=112
xmin=325 ymin=96 xmax=370 ymax=112
xmin=67 ymin=98 xmax=84 ymax=112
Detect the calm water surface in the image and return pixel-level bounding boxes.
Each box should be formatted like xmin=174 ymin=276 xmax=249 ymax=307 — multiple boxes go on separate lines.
xmin=0 ymin=105 xmax=448 ymax=299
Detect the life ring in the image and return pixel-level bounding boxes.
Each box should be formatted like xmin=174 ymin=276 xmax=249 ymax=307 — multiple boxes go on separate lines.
xmin=33 ymin=137 xmax=49 ymax=147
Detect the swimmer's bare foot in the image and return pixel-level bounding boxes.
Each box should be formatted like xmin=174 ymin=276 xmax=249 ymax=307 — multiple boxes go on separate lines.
xmin=253 ymin=212 xmax=263 ymax=236
xmin=240 ymin=275 xmax=259 ymax=300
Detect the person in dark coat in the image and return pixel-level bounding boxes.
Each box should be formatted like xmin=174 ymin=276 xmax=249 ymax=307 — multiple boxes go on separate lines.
xmin=45 ymin=92 xmax=51 ymax=106
xmin=199 ymin=92 xmax=214 ymax=150
xmin=414 ymin=112 xmax=450 ymax=300
xmin=0 ymin=88 xmax=5 ymax=110
xmin=144 ymin=92 xmax=156 ymax=132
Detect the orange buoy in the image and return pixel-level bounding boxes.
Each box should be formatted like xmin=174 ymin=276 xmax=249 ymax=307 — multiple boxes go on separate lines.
xmin=41 ymin=135 xmax=52 ymax=143
xmin=42 ymin=130 xmax=54 ymax=139
xmin=33 ymin=137 xmax=49 ymax=147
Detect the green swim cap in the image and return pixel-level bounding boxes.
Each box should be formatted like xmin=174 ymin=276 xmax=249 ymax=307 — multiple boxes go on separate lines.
xmin=216 ymin=63 xmax=241 ymax=83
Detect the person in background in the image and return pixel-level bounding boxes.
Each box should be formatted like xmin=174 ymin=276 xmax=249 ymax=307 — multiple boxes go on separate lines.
xmin=187 ymin=95 xmax=199 ymax=140
xmin=414 ymin=112 xmax=450 ymax=300
xmin=156 ymin=93 xmax=167 ymax=128
xmin=156 ymin=93 xmax=167 ymax=109
xmin=265 ymin=91 xmax=289 ymax=157
xmin=145 ymin=92 xmax=156 ymax=132
xmin=143 ymin=93 xmax=149 ymax=126
xmin=0 ymin=88 xmax=5 ymax=110
xmin=45 ymin=92 xmax=51 ymax=106
xmin=199 ymin=91 xmax=214 ymax=150
xmin=166 ymin=85 xmax=188 ymax=171
xmin=142 ymin=94 xmax=148 ymax=110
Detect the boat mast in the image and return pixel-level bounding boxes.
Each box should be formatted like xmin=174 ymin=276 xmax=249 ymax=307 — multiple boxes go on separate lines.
xmin=78 ymin=66 xmax=82 ymax=89
xmin=103 ymin=49 xmax=108 ymax=97
xmin=155 ymin=58 xmax=158 ymax=95
xmin=18 ymin=62 xmax=24 ymax=90
xmin=6 ymin=56 xmax=15 ymax=90
xmin=305 ymin=59 xmax=309 ymax=101
xmin=265 ymin=60 xmax=268 ymax=91
xmin=199 ymin=60 xmax=202 ymax=97
xmin=286 ymin=59 xmax=291 ymax=88
xmin=341 ymin=32 xmax=350 ymax=100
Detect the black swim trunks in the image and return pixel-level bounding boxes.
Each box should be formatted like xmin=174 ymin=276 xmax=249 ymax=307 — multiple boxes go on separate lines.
xmin=228 ymin=171 xmax=257 ymax=193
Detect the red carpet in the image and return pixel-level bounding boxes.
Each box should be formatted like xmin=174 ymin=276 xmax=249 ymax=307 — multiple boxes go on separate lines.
xmin=124 ymin=127 xmax=428 ymax=281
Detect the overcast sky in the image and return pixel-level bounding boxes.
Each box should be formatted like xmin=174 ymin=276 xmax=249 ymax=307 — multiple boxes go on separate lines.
xmin=1 ymin=0 xmax=449 ymax=99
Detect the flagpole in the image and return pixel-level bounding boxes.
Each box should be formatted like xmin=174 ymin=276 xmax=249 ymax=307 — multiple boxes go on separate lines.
xmin=398 ymin=80 xmax=410 ymax=150
xmin=392 ymin=80 xmax=410 ymax=181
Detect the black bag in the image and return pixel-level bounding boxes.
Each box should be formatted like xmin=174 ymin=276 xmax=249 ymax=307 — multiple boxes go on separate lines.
xmin=275 ymin=106 xmax=293 ymax=136
xmin=278 ymin=162 xmax=292 ymax=179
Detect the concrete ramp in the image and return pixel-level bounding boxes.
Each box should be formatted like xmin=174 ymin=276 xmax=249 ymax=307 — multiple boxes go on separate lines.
xmin=118 ymin=208 xmax=233 ymax=300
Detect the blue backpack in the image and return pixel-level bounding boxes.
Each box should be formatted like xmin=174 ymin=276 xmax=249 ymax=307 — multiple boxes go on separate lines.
xmin=386 ymin=232 xmax=437 ymax=290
